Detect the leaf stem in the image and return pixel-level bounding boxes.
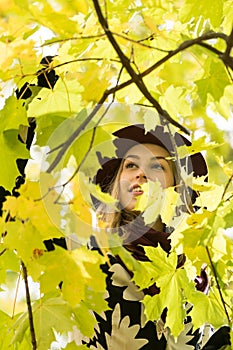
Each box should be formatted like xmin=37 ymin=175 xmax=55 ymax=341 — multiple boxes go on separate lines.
xmin=21 ymin=261 xmax=37 ymax=350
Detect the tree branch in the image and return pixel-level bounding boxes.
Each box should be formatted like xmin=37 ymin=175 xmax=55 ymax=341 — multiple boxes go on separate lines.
xmin=47 ymin=14 xmax=230 ymax=173
xmin=92 ymin=0 xmax=189 ymax=134
xmin=47 ymin=93 xmax=107 ymax=172
xmin=21 ymin=261 xmax=37 ymax=350
xmin=197 ymin=42 xmax=222 ymax=56
xmin=105 ymin=32 xmax=229 ymax=96
xmin=47 ymin=60 xmax=124 ymax=173
xmin=225 ymin=26 xmax=233 ymax=57
xmin=221 ymin=26 xmax=233 ymax=71
xmin=140 ymin=31 xmax=227 ymax=77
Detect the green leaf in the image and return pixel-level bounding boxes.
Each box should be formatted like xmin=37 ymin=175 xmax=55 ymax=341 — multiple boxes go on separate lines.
xmin=72 ymin=125 xmax=117 ymax=178
xmin=0 ymin=130 xmax=29 ymax=189
xmin=27 ymin=77 xmax=84 ymax=118
xmin=195 ymin=61 xmax=230 ymax=104
xmin=73 ymin=302 xmax=97 ymax=338
xmin=160 ymin=187 xmax=181 ymax=226
xmin=1 ymin=0 xmax=233 ymax=346
xmin=13 ymin=296 xmax=75 ymax=350
xmin=0 ymin=95 xmax=28 ymax=131
xmin=135 ymin=246 xmax=196 ymax=337
xmin=0 ymin=247 xmax=20 ymax=283
xmin=65 ymin=342 xmax=88 ymax=350
xmin=34 ymin=113 xmax=67 ymax=145
xmin=3 ymin=221 xmax=45 ymax=263
xmin=179 ymin=0 xmax=224 ymax=28
xmin=34 ymin=297 xmax=74 ymax=349
xmin=37 ymin=246 xmax=106 ymax=307
xmin=51 ymin=0 xmax=89 ymax=15
xmin=178 ymin=136 xmax=219 ymax=158
xmin=0 ymin=310 xmax=17 ymax=349
xmin=218 ymin=198 xmax=233 ymax=229
xmin=195 ymin=184 xmax=224 ymax=211
xmin=188 ymin=288 xmax=229 ymax=330
xmin=3 ymin=180 xmax=64 ymax=243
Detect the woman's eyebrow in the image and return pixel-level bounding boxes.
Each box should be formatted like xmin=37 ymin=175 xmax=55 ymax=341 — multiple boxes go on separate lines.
xmin=125 ymin=155 xmax=168 ymax=161
xmin=151 ymin=156 xmax=167 ymax=161
xmin=125 ymin=154 xmax=140 ymax=159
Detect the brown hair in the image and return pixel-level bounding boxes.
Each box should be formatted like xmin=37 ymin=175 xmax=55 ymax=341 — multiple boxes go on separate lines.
xmin=96 ymin=159 xmax=140 ymax=235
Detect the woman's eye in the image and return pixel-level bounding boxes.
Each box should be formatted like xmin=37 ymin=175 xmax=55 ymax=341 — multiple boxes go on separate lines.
xmin=125 ymin=162 xmax=137 ymax=169
xmin=151 ymin=163 xmax=164 ymax=170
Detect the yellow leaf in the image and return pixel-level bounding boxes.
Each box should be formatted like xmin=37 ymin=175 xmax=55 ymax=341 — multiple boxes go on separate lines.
xmin=212 ymin=228 xmax=227 ymax=262
xmin=160 ymin=187 xmax=181 ymax=226
xmin=77 ymin=62 xmax=110 ymax=102
xmin=50 ymin=0 xmax=89 ymax=15
xmin=3 ymin=180 xmax=63 ymax=240
xmin=177 ymin=136 xmax=219 ymax=158
xmin=192 ymin=176 xmax=215 ymax=192
xmin=134 ymin=180 xmax=163 ymax=225
xmin=195 ymin=184 xmax=224 ymax=211
xmin=159 ymin=85 xmax=192 ymax=118
xmin=215 ymin=156 xmax=233 ymax=178
xmin=4 ymin=221 xmax=45 ymax=263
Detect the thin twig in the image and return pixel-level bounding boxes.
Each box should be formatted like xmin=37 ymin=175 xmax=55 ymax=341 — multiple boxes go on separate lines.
xmin=0 ymin=248 xmax=7 ymax=256
xmin=225 ymin=65 xmax=233 ymax=82
xmin=53 ymin=57 xmax=121 ymax=70
xmin=205 ymin=246 xmax=231 ymax=324
xmin=40 ymin=33 xmax=107 ymax=46
xmin=221 ymin=174 xmax=233 ymax=200
xmin=112 ymin=31 xmax=171 ymax=52
xmin=12 ymin=270 xmax=22 ymax=318
xmin=21 ymin=261 xmax=37 ymax=350
xmin=47 ymin=95 xmax=106 ymax=172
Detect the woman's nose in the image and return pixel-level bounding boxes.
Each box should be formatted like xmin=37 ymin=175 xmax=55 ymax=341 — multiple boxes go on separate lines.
xmin=135 ymin=168 xmax=147 ymax=180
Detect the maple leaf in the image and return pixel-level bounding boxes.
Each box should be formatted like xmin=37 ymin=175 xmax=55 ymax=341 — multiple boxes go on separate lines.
xmin=134 ymin=245 xmax=197 ymax=337
xmin=37 ymin=246 xmax=106 ymax=308
xmin=12 ymin=296 xmax=75 ymax=350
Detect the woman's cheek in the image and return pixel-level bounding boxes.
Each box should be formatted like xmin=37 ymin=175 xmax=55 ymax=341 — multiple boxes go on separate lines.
xmin=118 ymin=179 xmax=133 ymax=209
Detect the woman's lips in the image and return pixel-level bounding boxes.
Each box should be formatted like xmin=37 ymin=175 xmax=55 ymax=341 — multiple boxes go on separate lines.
xmin=129 ymin=185 xmax=144 ymax=196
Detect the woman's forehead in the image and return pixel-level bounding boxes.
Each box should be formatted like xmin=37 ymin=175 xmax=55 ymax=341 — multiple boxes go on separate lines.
xmin=124 ymin=143 xmax=170 ymax=159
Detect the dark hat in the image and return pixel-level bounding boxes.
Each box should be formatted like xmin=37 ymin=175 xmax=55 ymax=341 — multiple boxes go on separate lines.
xmin=95 ymin=124 xmax=208 ymax=193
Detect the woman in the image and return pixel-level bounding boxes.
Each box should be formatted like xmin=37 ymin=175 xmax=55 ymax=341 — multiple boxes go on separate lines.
xmin=82 ymin=124 xmax=228 ymax=349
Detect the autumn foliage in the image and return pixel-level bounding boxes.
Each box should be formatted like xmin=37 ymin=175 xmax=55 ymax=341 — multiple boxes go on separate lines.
xmin=0 ymin=0 xmax=232 ymax=349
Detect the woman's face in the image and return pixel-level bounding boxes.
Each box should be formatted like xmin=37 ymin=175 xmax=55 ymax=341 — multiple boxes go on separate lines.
xmin=118 ymin=143 xmax=174 ymax=210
